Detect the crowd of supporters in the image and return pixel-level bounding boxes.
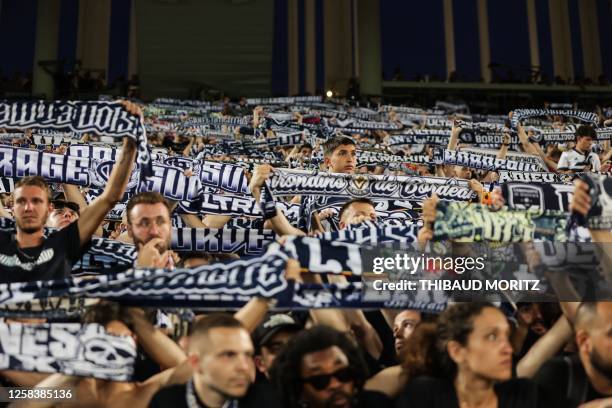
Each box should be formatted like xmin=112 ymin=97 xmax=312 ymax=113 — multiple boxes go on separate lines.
xmin=0 ymin=94 xmax=610 ymax=408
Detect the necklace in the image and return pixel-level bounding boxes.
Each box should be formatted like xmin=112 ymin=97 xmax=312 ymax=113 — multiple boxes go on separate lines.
xmin=14 ymin=240 xmax=39 ymax=262
xmin=185 ymin=380 xmax=238 ymax=408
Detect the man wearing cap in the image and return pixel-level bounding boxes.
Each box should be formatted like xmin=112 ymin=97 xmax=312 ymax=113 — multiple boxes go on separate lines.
xmin=246 ymin=314 xmax=302 ymax=408
xmin=253 ymin=314 xmax=302 ymax=379
xmin=47 ymin=199 xmax=80 ymax=230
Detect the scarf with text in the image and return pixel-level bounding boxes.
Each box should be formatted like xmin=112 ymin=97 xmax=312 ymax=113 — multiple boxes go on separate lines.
xmin=510 ymin=109 xmax=599 ymax=128
xmin=0 ymin=245 xmax=291 ymax=309
xmin=267 ymin=169 xmax=476 ymax=201
xmin=0 ymin=144 xmax=201 ymax=202
xmin=432 ymin=148 xmax=543 ymax=172
xmin=389 ymin=131 xmax=449 ymax=146
xmin=0 ymin=322 xmax=136 ymax=381
xmin=498 ymin=171 xmax=573 ymax=184
xmin=316 ymin=221 xmax=419 ymax=245
xmin=172 ymin=227 xmax=275 ymax=255
xmin=530 ymin=128 xmax=612 ymax=143
xmin=246 ymin=96 xmax=322 ymax=105
xmin=0 ymin=101 xmax=150 ymax=177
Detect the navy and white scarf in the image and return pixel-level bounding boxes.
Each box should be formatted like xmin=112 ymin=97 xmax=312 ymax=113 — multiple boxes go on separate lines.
xmin=246 ymin=96 xmax=322 ymax=105
xmin=502 ymin=182 xmax=574 ymax=213
xmin=172 ymin=227 xmax=275 ymax=255
xmin=268 ymin=169 xmax=476 ymax=201
xmin=0 ymin=101 xmax=151 ymax=177
xmin=510 ymin=109 xmax=599 ymax=128
xmin=316 ymin=221 xmax=419 ymax=245
xmin=389 ymin=130 xmax=449 ymax=146
xmin=530 ymin=128 xmax=612 ymax=143
xmin=0 ymin=322 xmax=136 ymax=381
xmin=432 ymin=148 xmax=543 ymax=172
xmin=153 ymin=97 xmax=212 ymax=108
xmin=0 ymin=244 xmax=291 ymax=309
xmin=498 ymin=171 xmax=572 ymax=184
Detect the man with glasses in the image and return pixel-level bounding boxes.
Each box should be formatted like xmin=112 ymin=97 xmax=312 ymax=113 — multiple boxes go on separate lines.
xmin=125 ymin=191 xmax=177 ymax=269
xmin=270 ymin=325 xmax=390 ymax=408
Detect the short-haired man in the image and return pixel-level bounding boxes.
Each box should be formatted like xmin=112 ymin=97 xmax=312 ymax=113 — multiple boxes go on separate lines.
xmin=299 ymin=143 xmax=313 ymax=158
xmin=558 ymin=125 xmax=601 ymax=173
xmin=149 ymin=314 xmax=277 ymax=407
xmin=270 ymin=325 xmax=390 ymax=408
xmin=337 ymin=198 xmax=377 ymax=230
xmin=0 ymin=113 xmax=138 ymax=283
xmin=125 ymin=191 xmax=176 ymax=269
xmin=323 ymin=136 xmax=357 ymax=174
xmin=534 ymin=302 xmax=612 ymax=406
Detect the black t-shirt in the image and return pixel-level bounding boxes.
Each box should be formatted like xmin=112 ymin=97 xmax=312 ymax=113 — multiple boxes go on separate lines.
xmin=149 ymin=382 xmax=390 ymax=408
xmin=355 ymin=390 xmax=392 ymax=407
xmin=394 ymin=376 xmax=551 ymax=408
xmin=0 ymin=222 xmax=83 ymax=283
xmin=149 ymin=381 xmax=282 ymax=408
xmin=533 ymin=355 xmax=611 ymax=407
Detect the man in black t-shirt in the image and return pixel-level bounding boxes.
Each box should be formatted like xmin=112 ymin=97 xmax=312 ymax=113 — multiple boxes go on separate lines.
xmin=149 ymin=314 xmax=279 ymax=408
xmin=0 ymin=121 xmax=138 ymax=283
xmin=269 ymin=325 xmax=390 ymax=408
xmin=534 ymin=302 xmax=612 ymax=407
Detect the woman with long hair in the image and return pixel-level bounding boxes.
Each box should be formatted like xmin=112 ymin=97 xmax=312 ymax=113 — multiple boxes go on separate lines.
xmin=395 ymin=303 xmax=550 ymax=408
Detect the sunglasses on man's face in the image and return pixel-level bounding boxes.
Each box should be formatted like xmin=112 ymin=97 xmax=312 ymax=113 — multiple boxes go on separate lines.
xmin=301 ymin=367 xmax=354 ymax=391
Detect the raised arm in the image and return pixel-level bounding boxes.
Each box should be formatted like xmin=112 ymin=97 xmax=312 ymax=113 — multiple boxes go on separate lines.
xmin=516 ymin=124 xmax=558 ymax=172
xmin=571 ymin=179 xmax=612 ymax=243
xmin=516 ymin=315 xmax=573 ymax=378
xmin=234 ymin=298 xmax=273 ymax=333
xmin=127 ymin=308 xmax=187 ymax=370
xmin=63 ymin=184 xmax=104 ymax=237
xmin=447 ymin=122 xmax=461 ymax=152
xmin=436 ymin=123 xmax=462 ymax=178
xmin=497 ymin=133 xmax=510 ymax=161
xmin=249 ymin=164 xmax=305 ymax=236
xmin=77 ymin=102 xmax=140 ymax=246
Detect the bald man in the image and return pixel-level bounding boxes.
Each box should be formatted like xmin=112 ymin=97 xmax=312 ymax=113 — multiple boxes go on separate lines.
xmin=534 ymin=302 xmax=612 ymax=407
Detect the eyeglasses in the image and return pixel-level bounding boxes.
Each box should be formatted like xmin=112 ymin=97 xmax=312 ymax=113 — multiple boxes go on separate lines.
xmin=302 ymin=367 xmax=354 ymax=390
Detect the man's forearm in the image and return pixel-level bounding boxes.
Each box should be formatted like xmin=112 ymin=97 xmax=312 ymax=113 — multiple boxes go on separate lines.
xmin=234 ymin=298 xmax=272 ymax=333
xmin=130 ymin=310 xmax=186 ymax=370
xmin=100 ymin=139 xmax=137 ymax=204
xmin=78 ymin=138 xmax=136 ymax=245
xmin=252 ymin=185 xmax=304 ymax=236
xmin=497 ymin=144 xmax=509 ymax=160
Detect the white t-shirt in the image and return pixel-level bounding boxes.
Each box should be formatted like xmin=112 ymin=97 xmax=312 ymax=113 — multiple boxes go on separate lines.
xmin=557 ymin=148 xmax=601 ymax=171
